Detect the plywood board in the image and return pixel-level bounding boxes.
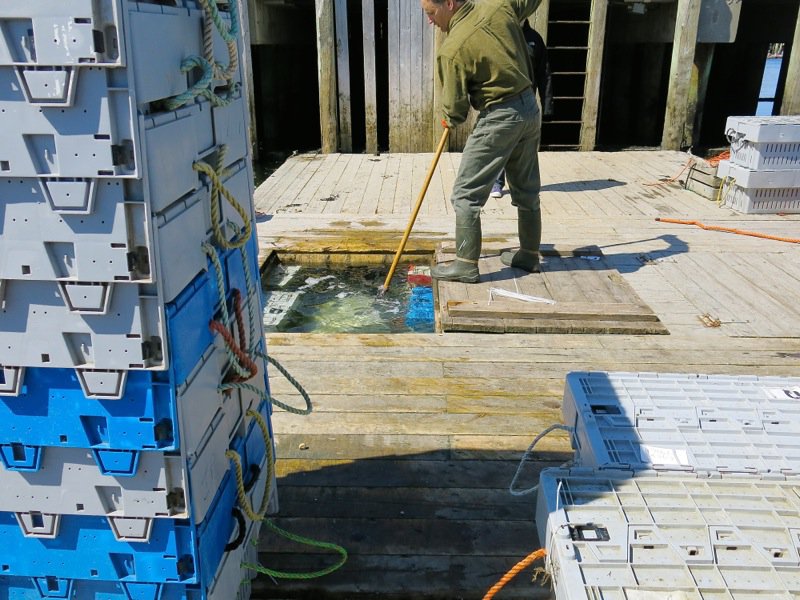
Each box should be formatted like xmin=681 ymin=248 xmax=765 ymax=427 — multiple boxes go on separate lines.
xmin=435 ymin=245 xmax=668 ymax=334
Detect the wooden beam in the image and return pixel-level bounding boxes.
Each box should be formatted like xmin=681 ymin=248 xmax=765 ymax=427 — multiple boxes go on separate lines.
xmin=239 ymin=0 xmax=257 ymax=160
xmin=529 ymin=0 xmax=550 ymax=45
xmin=781 ymin=9 xmax=800 ymax=115
xmin=661 ymin=0 xmax=702 ymax=150
xmin=362 ymin=0 xmax=378 ymax=154
xmin=580 ymin=0 xmax=608 ymax=151
xmin=334 ymin=0 xmax=352 ymax=152
xmin=315 ymin=0 xmax=338 ymax=153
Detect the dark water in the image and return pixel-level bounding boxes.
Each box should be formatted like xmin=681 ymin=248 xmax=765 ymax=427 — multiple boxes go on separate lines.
xmin=261 ymin=265 xmax=434 ymax=334
xmin=757 ymin=57 xmax=781 ymax=116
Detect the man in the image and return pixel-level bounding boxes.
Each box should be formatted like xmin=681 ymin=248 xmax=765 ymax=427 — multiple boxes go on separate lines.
xmin=422 ymin=0 xmax=543 ymax=283
xmin=491 ymin=19 xmax=553 ymax=198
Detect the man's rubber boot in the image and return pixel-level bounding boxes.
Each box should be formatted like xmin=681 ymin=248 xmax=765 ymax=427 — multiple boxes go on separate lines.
xmin=432 ymin=220 xmax=482 ymax=283
xmin=501 ymin=207 xmax=541 ymax=273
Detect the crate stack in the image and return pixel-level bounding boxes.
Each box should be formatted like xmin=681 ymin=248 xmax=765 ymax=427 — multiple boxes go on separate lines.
xmin=536 ymin=371 xmax=800 ymax=599
xmin=717 ymin=115 xmax=800 ymax=213
xmin=0 ymin=1 xmax=276 ymax=599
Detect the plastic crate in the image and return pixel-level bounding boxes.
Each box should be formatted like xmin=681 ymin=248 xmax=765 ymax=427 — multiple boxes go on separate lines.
xmin=0 ymin=279 xmax=166 ymax=370
xmin=536 ymin=467 xmax=800 ymax=600
xmin=0 ymin=65 xmax=140 ymax=178
xmin=726 ymin=116 xmax=800 ymax=171
xmin=721 ymin=183 xmax=800 ymax=214
xmin=0 ymin=516 xmax=260 ymax=599
xmin=717 ymin=159 xmax=800 ymax=188
xmin=0 ymin=298 xmax=270 ymax=525
xmin=0 ymin=1 xmax=126 ymax=67
xmin=153 ymin=158 xmax=256 ymax=304
xmin=0 ymin=160 xmax=255 ymax=309
xmin=405 ymin=286 xmax=434 ymax=329
xmin=0 ymin=399 xmax=272 ymax=584
xmin=0 ymin=230 xmax=260 ymax=372
xmin=563 ymin=371 xmax=800 ymax=476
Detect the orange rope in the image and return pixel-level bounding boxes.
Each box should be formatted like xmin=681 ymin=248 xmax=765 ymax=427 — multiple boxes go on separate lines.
xmin=482 ymin=549 xmax=547 ymax=600
xmin=655 ymin=217 xmax=800 ymax=244
xmin=704 ymin=150 xmax=730 ymax=167
xmin=642 ymin=158 xmax=696 ymax=187
xmin=209 ymin=290 xmax=259 ymax=382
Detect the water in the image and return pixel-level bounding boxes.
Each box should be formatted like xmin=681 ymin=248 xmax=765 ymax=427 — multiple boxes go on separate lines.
xmin=261 ymin=264 xmax=434 ymax=334
xmin=757 ymin=57 xmax=781 ymax=116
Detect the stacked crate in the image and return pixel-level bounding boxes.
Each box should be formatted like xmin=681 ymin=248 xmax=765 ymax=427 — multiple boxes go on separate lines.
xmin=0 ymin=1 xmax=275 ymax=599
xmin=717 ymin=115 xmax=800 ymax=213
xmin=537 ymin=372 xmax=800 ymax=599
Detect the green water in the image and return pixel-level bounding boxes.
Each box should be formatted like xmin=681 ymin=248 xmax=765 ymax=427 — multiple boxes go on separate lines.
xmin=262 ymin=265 xmax=433 ymax=334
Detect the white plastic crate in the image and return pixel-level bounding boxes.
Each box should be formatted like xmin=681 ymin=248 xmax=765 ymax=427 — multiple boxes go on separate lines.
xmin=717 ymin=159 xmax=800 ymax=188
xmin=726 ymin=116 xmax=800 ymax=171
xmin=563 ymin=371 xmax=800 ymax=476
xmin=721 ymin=183 xmax=800 ymax=214
xmin=536 ymin=467 xmax=800 ymax=600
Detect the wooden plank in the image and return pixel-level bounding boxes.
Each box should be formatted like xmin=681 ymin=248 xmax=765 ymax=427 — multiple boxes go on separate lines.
xmin=446 ymin=300 xmax=660 ymax=322
xmin=388 ymin=0 xmax=402 ymax=150
xmin=315 ymin=0 xmax=338 ymax=153
xmin=781 ymin=10 xmax=800 ymax=115
xmin=661 ymin=0 xmax=702 ymax=149
xmin=361 ymin=0 xmax=379 ymax=154
xmin=334 ymin=0 xmax=352 ymax=152
xmin=579 ymin=0 xmax=608 ymax=151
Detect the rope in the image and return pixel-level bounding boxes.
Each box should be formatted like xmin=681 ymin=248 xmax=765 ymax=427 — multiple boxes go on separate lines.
xmin=643 ymin=157 xmax=696 ymax=187
xmin=705 ymin=149 xmax=730 ymax=167
xmin=220 ymin=352 xmax=313 ymax=416
xmin=509 ymin=424 xmax=573 ymax=497
xmin=194 ymin=160 xmax=252 ymax=250
xmin=203 ymin=243 xmax=252 ymax=379
xmin=199 ymin=0 xmax=239 ymax=81
xmin=655 ymin=217 xmax=800 ymax=244
xmin=226 ymin=408 xmax=273 ymax=522
xmin=482 ymin=549 xmax=547 ymax=600
xmin=164 ymin=0 xmax=240 ymax=109
xmin=209 ymin=291 xmax=259 ymax=383
xmin=164 ymin=56 xmax=214 ymax=110
xmin=242 ymin=519 xmax=348 ymax=580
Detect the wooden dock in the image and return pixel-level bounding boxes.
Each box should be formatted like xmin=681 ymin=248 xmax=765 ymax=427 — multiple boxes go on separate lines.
xmin=252 ymin=150 xmax=800 ymax=599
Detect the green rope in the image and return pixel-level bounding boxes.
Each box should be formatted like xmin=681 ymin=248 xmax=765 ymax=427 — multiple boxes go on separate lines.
xmin=242 ymin=519 xmax=348 ymax=580
xmin=200 ymin=0 xmax=239 ymax=43
xmin=164 ymin=56 xmax=214 ymax=110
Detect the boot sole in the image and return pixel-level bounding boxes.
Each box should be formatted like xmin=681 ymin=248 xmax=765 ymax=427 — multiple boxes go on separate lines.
xmin=433 ymin=275 xmax=480 ymax=283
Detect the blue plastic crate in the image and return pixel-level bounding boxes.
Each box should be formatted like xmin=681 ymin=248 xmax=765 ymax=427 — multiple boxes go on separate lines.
xmin=0 ymin=519 xmax=261 ymax=599
xmin=0 ymin=368 xmax=178 ymax=453
xmin=0 ymin=399 xmax=272 ymax=584
xmin=404 ymin=286 xmax=434 ymax=330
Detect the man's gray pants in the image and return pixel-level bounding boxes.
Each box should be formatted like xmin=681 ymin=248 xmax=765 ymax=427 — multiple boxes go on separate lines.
xmin=451 ymin=87 xmax=542 ymax=234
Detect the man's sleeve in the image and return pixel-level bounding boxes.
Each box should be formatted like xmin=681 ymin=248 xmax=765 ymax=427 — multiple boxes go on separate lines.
xmin=437 ymin=55 xmax=471 ymax=127
xmin=510 ymin=0 xmax=543 ymax=22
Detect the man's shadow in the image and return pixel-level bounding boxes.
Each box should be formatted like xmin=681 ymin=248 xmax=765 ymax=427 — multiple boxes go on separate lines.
xmin=490 ymin=234 xmax=688 ymax=282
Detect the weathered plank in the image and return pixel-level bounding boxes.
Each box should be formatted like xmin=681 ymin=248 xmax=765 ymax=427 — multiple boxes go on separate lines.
xmin=662 ymin=0 xmax=702 ymax=149
xmin=315 ymin=0 xmax=338 ymax=153
xmin=334 ymin=0 xmax=352 ymax=152
xmin=361 ymin=0 xmax=379 ymax=154
xmin=436 ymin=246 xmax=666 ymax=334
